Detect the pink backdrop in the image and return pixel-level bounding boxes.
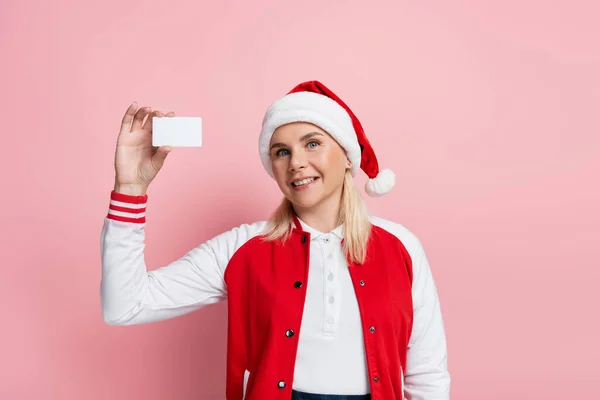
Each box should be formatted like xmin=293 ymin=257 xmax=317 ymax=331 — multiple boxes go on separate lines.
xmin=1 ymin=0 xmax=599 ymax=398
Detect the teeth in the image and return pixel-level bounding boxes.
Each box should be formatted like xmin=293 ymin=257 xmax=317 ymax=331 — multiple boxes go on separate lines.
xmin=293 ymin=178 xmax=316 ymax=187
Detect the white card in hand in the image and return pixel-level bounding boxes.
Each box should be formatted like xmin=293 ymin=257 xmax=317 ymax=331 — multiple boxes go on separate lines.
xmin=152 ymin=116 xmax=202 ymax=147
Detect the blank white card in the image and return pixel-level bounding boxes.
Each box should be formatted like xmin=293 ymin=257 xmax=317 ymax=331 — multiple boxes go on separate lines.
xmin=152 ymin=116 xmax=202 ymax=147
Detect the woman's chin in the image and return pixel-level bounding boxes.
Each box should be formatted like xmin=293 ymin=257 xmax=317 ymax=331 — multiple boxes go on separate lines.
xmin=288 ymin=193 xmax=321 ymax=210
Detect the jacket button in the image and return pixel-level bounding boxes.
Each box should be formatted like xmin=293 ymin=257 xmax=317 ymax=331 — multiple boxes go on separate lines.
xmin=374 ymin=376 xmax=379 ymax=383
xmin=285 ymin=329 xmax=295 ymax=337
xmin=301 ymin=235 xmax=307 ymax=243
xmin=359 ymin=280 xmax=365 ymax=286
xmin=369 ymin=326 xmax=375 ymax=333
xmin=278 ymin=380 xmax=286 ymax=389
xmin=294 ymin=281 xmax=303 ymax=289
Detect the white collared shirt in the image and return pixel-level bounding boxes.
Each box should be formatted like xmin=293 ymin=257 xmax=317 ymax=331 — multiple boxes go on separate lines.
xmin=292 ymin=218 xmax=369 ymax=394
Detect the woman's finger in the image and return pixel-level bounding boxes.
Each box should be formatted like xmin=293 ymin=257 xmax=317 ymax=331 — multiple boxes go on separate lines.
xmin=142 ymin=110 xmax=162 ymax=133
xmin=119 ymin=102 xmax=138 ymax=136
xmin=131 ymin=106 xmax=152 ymax=131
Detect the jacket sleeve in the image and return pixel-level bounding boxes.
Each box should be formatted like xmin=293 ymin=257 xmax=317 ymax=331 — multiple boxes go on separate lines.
xmin=404 ymin=239 xmax=451 ymax=400
xmin=100 ymin=190 xmax=263 ymax=326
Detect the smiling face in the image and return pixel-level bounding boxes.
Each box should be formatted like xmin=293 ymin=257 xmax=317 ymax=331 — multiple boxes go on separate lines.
xmin=269 ymin=122 xmax=352 ymax=213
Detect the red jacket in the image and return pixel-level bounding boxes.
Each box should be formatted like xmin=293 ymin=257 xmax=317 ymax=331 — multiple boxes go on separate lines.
xmin=223 ymin=215 xmax=447 ymax=400
xmin=101 ymin=191 xmax=450 ymax=399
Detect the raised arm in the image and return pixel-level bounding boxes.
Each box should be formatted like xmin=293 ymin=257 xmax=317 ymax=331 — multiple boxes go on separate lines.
xmin=100 ymin=102 xmax=265 ymax=325
xmin=100 ymin=190 xmax=266 ymax=325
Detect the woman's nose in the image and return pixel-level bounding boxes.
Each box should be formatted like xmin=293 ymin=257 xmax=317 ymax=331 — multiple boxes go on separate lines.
xmin=289 ymin=152 xmax=308 ymax=171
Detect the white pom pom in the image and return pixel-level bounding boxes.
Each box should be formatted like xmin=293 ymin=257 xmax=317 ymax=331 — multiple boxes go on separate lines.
xmin=365 ymin=169 xmax=396 ymax=197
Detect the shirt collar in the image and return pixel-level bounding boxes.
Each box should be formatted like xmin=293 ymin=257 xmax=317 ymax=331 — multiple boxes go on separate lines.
xmin=296 ymin=217 xmax=344 ymax=240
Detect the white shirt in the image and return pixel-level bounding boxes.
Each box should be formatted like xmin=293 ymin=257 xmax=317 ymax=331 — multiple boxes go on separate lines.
xmin=292 ymin=218 xmax=369 ymax=394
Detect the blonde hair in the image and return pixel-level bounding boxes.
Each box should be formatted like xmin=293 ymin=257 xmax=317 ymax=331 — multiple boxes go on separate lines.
xmin=261 ymin=170 xmax=372 ymax=264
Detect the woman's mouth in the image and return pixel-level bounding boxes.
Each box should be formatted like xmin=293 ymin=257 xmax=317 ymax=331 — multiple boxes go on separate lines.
xmin=291 ymin=177 xmax=319 ymax=190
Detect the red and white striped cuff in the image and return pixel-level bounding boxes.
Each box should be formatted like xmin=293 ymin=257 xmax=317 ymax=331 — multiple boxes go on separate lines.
xmin=107 ymin=190 xmax=148 ymax=224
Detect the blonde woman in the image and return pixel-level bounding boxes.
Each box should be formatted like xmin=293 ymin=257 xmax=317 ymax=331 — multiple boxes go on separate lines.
xmin=101 ymin=81 xmax=450 ymax=400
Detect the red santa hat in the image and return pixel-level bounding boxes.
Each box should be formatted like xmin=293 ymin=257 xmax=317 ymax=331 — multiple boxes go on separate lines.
xmin=259 ymin=80 xmax=395 ymax=197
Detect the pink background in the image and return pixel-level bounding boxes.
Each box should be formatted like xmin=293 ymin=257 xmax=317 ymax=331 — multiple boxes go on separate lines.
xmin=1 ymin=0 xmax=599 ymax=398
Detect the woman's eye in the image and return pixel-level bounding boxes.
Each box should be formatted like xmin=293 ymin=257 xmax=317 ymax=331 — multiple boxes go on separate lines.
xmin=276 ymin=149 xmax=289 ymax=157
xmin=307 ymin=141 xmax=320 ymax=148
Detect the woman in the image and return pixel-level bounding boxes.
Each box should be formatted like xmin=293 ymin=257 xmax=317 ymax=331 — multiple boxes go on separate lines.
xmin=101 ymin=81 xmax=450 ymax=400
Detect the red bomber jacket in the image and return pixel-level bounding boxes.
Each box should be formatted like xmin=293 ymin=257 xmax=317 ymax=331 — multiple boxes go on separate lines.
xmin=101 ymin=190 xmax=450 ymax=400
xmin=223 ymin=215 xmax=448 ymax=400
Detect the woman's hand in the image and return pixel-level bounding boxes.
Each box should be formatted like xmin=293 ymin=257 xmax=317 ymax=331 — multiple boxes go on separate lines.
xmin=113 ymin=102 xmax=175 ymax=196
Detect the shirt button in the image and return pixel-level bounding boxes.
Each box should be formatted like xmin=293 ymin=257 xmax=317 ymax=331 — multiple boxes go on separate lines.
xmin=285 ymin=329 xmax=295 ymax=338
xmin=359 ymin=280 xmax=365 ymax=286
xmin=327 ymin=253 xmax=333 ymax=260
xmin=369 ymin=326 xmax=376 ymax=333
xmin=328 ymin=296 xmax=335 ymax=304
xmin=327 ymin=316 xmax=334 ymax=324
xmin=294 ymin=281 xmax=303 ymax=289
xmin=374 ymin=376 xmax=379 ymax=383
xmin=278 ymin=380 xmax=286 ymax=389
xmin=323 ymin=237 xmax=329 ymax=243
xmin=301 ymin=235 xmax=307 ymax=244
xmin=327 ymin=272 xmax=334 ymax=281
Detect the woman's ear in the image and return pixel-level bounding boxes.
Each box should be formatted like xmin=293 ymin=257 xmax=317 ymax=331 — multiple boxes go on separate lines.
xmin=346 ymin=158 xmax=352 ymax=169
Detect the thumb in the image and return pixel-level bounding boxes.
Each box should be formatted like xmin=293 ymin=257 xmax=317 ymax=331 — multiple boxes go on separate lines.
xmin=152 ymin=146 xmax=172 ymax=169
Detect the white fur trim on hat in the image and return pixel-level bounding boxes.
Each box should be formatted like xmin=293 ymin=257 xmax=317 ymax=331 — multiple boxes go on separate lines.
xmin=259 ymin=91 xmax=362 ymax=178
xmin=365 ymin=168 xmax=396 ymax=197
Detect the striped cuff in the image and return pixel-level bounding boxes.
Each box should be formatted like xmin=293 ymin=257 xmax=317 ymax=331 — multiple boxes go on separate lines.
xmin=107 ymin=190 xmax=148 ymax=224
